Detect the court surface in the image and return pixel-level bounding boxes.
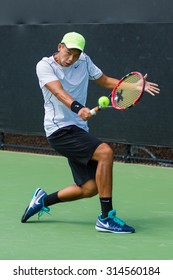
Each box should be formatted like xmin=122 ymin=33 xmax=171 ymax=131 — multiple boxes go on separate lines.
xmin=0 ymin=150 xmax=173 ymax=260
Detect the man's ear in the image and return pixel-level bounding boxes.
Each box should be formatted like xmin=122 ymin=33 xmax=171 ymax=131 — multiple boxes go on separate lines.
xmin=57 ymin=43 xmax=63 ymax=52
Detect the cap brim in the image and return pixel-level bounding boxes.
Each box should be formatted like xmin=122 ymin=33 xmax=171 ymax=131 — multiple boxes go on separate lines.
xmin=64 ymin=43 xmax=83 ymax=52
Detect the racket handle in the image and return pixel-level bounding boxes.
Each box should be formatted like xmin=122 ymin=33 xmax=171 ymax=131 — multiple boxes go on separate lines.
xmin=90 ymin=106 xmax=100 ymax=116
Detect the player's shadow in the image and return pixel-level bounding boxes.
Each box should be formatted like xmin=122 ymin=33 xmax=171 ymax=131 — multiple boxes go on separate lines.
xmin=22 ymin=216 xmax=171 ymax=233
xmin=25 ymin=219 xmax=95 ymax=226
xmin=126 ymin=216 xmax=171 ymax=233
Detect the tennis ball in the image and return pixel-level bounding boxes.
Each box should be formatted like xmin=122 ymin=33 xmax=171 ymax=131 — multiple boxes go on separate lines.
xmin=98 ymin=96 xmax=110 ymax=107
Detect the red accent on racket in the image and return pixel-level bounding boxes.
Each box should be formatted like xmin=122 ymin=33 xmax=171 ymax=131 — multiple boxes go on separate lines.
xmin=111 ymin=71 xmax=145 ymax=110
xmin=90 ymin=72 xmax=145 ymax=116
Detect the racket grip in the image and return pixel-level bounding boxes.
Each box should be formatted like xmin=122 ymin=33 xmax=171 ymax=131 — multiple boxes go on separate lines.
xmin=90 ymin=106 xmax=99 ymax=116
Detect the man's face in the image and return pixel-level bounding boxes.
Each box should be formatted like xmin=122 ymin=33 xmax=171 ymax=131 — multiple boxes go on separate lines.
xmin=57 ymin=44 xmax=81 ymax=67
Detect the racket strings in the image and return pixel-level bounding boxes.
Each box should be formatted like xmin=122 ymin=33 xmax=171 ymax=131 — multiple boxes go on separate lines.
xmin=114 ymin=74 xmax=143 ymax=109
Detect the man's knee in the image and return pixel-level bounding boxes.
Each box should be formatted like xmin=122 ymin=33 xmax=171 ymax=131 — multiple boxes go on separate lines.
xmin=101 ymin=143 xmax=113 ymax=156
xmin=80 ymin=180 xmax=98 ymax=198
xmin=84 ymin=188 xmax=98 ymax=198
xmin=93 ymin=143 xmax=114 ymax=162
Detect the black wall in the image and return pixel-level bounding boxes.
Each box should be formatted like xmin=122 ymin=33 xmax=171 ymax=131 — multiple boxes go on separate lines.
xmin=0 ymin=1 xmax=173 ymax=146
xmin=1 ymin=0 xmax=173 ymax=24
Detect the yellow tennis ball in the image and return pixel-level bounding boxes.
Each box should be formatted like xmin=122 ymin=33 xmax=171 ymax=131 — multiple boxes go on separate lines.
xmin=98 ymin=96 xmax=110 ymax=107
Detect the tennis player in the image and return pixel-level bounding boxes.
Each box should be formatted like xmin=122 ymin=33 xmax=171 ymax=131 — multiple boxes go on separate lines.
xmin=21 ymin=32 xmax=160 ymax=233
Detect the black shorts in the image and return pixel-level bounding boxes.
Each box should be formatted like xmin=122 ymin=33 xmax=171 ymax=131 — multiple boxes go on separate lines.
xmin=47 ymin=125 xmax=103 ymax=186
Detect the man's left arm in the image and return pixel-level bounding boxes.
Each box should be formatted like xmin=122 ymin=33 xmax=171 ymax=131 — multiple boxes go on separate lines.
xmin=95 ymin=74 xmax=119 ymax=90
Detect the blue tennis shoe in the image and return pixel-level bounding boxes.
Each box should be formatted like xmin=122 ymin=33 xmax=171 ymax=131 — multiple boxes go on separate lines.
xmin=21 ymin=188 xmax=50 ymax=223
xmin=95 ymin=209 xmax=135 ymax=233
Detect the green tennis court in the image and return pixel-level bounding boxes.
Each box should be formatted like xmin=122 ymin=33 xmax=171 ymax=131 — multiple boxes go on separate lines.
xmin=0 ymin=150 xmax=173 ymax=260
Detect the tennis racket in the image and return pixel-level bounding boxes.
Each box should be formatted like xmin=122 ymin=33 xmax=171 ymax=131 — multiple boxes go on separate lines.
xmin=90 ymin=71 xmax=145 ymax=115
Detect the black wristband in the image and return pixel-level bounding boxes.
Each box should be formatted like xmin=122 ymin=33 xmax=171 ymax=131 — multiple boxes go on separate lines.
xmin=71 ymin=101 xmax=84 ymax=114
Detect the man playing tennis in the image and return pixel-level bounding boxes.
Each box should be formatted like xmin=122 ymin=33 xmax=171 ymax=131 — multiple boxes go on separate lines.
xmin=21 ymin=32 xmax=159 ymax=233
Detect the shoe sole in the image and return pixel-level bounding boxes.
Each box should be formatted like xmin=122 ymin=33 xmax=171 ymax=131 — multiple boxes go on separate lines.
xmin=95 ymin=225 xmax=135 ymax=234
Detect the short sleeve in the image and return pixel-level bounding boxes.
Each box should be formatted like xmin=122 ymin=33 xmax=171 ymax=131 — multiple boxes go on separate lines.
xmin=36 ymin=60 xmax=58 ymax=88
xmin=85 ymin=55 xmax=103 ymax=80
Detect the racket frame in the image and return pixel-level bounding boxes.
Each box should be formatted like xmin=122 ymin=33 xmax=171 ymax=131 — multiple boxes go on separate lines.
xmin=111 ymin=71 xmax=145 ymax=110
xmin=90 ymin=71 xmax=145 ymax=116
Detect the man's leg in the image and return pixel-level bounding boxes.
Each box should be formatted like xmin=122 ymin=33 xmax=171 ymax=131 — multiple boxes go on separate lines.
xmin=57 ymin=180 xmax=98 ymax=201
xmin=91 ymin=143 xmax=135 ymax=233
xmin=92 ymin=142 xmax=113 ymax=198
xmin=89 ymin=142 xmax=114 ymax=218
xmin=21 ymin=179 xmax=98 ymax=223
